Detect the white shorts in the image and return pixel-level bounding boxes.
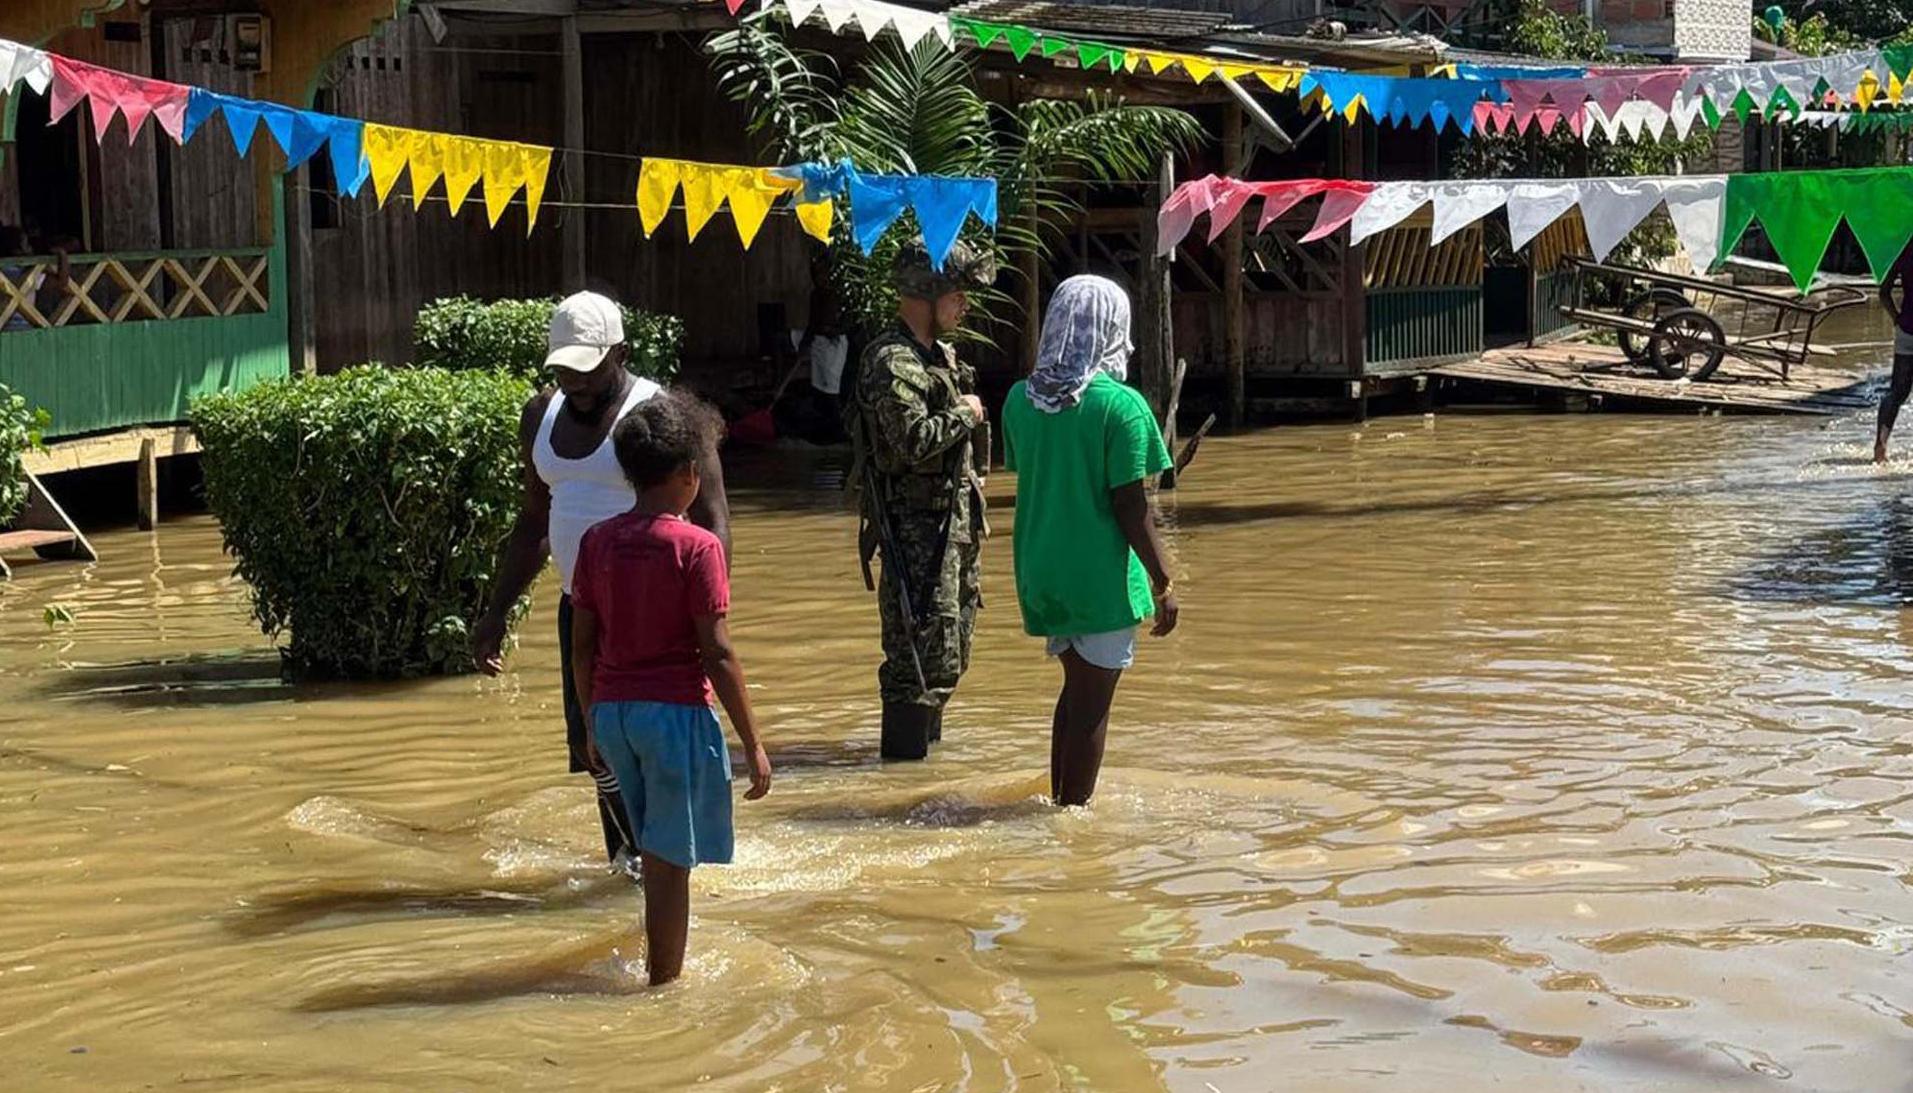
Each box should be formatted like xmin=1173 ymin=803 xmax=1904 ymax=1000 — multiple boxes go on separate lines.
xmin=1895 ymin=325 xmax=1913 ymax=356
xmin=809 ymin=334 xmax=849 ymax=395
xmin=1045 ymin=628 xmax=1137 ymax=671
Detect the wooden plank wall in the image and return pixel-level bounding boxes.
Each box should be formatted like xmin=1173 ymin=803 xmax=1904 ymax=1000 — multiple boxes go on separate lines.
xmin=315 ymin=18 xmax=566 ymax=370
xmin=581 ymin=34 xmax=815 ymax=370
xmin=160 ymin=20 xmax=262 ymax=250
xmin=44 ymin=17 xmax=161 ymax=252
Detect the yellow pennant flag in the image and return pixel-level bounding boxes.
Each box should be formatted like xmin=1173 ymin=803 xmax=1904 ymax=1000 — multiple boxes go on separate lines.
xmin=678 ymin=162 xmax=727 ymax=242
xmin=520 ymin=146 xmax=552 ymax=234
xmin=1122 ymin=52 xmax=1142 ymax=74
xmin=1894 ymin=71 xmax=1907 ymax=104
xmin=406 ymin=131 xmax=445 ymax=204
xmin=726 ymin=169 xmax=780 ymax=249
xmin=1217 ymin=64 xmax=1254 ymax=83
xmin=1857 ymin=70 xmax=1882 ymax=111
xmin=637 ymin=159 xmax=684 ymax=237
xmin=1255 ymin=67 xmax=1302 ymax=93
xmin=1178 ymin=56 xmax=1216 ymax=84
xmin=362 ymin=124 xmax=411 ymax=208
xmin=1141 ymin=52 xmax=1177 ymax=76
xmin=482 ymin=141 xmax=526 ymax=228
xmin=795 ymin=198 xmax=834 ymax=242
xmin=442 ymin=137 xmax=486 ymax=216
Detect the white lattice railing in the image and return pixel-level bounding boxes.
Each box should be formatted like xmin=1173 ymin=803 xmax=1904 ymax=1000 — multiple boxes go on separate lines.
xmin=0 ymin=247 xmax=271 ymax=330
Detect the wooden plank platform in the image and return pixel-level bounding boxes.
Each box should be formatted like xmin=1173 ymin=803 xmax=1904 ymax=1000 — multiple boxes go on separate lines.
xmin=22 ymin=424 xmax=199 ymax=476
xmin=1431 ymin=342 xmax=1878 ymax=416
xmin=0 ymin=529 xmax=79 ymax=553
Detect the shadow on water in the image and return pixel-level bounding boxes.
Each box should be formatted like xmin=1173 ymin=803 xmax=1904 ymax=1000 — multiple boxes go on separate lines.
xmin=786 ymin=771 xmax=1052 ymax=827
xmin=228 ymin=873 xmax=630 ymax=938
xmin=294 ymin=931 xmax=651 ymax=1012
xmin=30 ymin=653 xmax=465 ymax=709
xmin=1732 ymin=495 xmax=1913 ymax=608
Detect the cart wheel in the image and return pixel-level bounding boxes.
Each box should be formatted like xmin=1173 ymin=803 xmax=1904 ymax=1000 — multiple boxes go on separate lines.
xmin=1619 ymin=288 xmax=1691 ymax=362
xmin=1648 ymin=308 xmax=1726 ymax=381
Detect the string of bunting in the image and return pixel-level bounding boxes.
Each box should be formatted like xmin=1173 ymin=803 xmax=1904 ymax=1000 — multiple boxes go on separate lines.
xmin=0 ymin=36 xmax=999 ymax=262
xmin=712 ymin=0 xmax=1913 ymax=143
xmin=1160 ymin=167 xmax=1913 ymax=292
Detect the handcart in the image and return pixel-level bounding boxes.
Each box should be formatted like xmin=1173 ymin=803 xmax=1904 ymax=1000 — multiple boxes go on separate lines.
xmin=1557 ymin=256 xmax=1869 ymax=382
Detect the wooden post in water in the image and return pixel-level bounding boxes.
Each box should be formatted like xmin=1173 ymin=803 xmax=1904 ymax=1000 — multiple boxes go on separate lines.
xmin=1138 ymin=153 xmax=1175 ymax=413
xmin=1222 ymin=104 xmax=1246 ymax=429
xmin=1019 ymin=222 xmax=1041 ymax=375
xmin=136 ymin=438 xmax=158 ymax=532
xmin=561 ymin=15 xmax=588 ymax=293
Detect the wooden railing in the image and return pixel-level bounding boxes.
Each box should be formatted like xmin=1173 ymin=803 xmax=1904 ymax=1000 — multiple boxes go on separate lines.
xmin=0 ymin=247 xmax=272 ymax=331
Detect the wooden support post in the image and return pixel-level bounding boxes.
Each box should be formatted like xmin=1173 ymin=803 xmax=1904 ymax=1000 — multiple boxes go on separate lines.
xmin=1340 ymin=116 xmax=1368 ymax=388
xmin=136 ymin=438 xmax=158 ymax=531
xmin=1019 ymin=228 xmax=1041 ymax=374
xmin=285 ymin=171 xmax=317 ymax=375
xmin=1222 ymin=103 xmax=1246 ymax=429
xmin=561 ymin=16 xmax=588 ymax=292
xmin=1137 ymin=153 xmax=1175 ymax=412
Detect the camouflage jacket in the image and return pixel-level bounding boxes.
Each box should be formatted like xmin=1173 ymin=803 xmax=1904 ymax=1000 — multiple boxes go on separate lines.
xmin=855 ymin=324 xmax=981 ymax=494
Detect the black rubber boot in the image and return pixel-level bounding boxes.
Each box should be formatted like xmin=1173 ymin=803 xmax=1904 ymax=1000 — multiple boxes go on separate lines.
xmin=880 ymin=702 xmax=935 ymax=761
xmin=929 ymin=706 xmax=944 ymax=744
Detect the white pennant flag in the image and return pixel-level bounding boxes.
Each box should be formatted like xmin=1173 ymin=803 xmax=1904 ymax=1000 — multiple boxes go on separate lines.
xmin=1347 ymin=181 xmax=1429 ymax=246
xmin=1576 ymin=178 xmax=1669 ymax=262
xmin=1661 ymin=176 xmax=1727 ymax=272
xmin=0 ymin=39 xmax=52 ymax=95
xmin=1429 ymin=182 xmax=1510 ymax=246
xmin=780 ymin=0 xmax=826 ymax=27
xmin=888 ymin=7 xmax=949 ymax=48
xmin=1669 ymin=95 xmax=1704 ymax=141
xmin=817 ymin=0 xmax=860 ymax=34
xmin=1506 ymin=181 xmax=1581 ymax=253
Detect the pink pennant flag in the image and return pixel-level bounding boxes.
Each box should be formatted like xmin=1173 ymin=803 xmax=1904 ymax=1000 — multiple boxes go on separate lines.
xmin=1255 ymin=180 xmax=1330 ymax=232
xmin=725 ymin=0 xmax=747 ymax=11
xmin=1534 ymin=106 xmax=1562 ymax=136
xmin=1633 ymin=69 xmax=1686 ymax=111
xmin=49 ymin=54 xmax=191 ymax=145
xmin=1503 ymin=79 xmax=1553 ymax=127
xmin=1300 ymin=184 xmax=1377 ymax=243
xmin=1205 ymin=180 xmax=1259 ymax=243
xmin=1566 ymin=105 xmax=1586 ymax=138
xmin=1157 ymin=175 xmax=1222 ymax=255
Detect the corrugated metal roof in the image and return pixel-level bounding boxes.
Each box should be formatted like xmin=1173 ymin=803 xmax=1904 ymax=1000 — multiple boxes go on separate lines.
xmin=947 ymin=0 xmax=1233 ymax=42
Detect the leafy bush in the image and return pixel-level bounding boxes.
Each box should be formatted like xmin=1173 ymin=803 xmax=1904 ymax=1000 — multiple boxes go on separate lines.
xmin=194 ymin=366 xmax=532 ymax=680
xmin=414 ymin=296 xmax=683 ymax=381
xmin=1 ymin=384 xmax=49 ymax=526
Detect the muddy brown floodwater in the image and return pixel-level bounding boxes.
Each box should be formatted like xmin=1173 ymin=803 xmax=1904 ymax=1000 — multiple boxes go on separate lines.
xmin=5 ymin=315 xmax=1913 ymax=1091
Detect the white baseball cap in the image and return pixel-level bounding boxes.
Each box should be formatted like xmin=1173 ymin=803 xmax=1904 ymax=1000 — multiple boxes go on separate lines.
xmin=545 ymin=291 xmax=625 ymax=372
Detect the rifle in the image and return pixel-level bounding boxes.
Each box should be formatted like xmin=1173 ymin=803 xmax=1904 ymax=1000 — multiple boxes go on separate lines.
xmin=859 ymin=461 xmax=930 ymax=696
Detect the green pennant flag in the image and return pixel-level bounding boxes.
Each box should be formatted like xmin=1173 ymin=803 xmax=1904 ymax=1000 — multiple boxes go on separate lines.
xmin=1077 ymin=42 xmax=1121 ymax=72
xmin=952 ymin=17 xmax=1005 ymax=49
xmin=1887 ymin=43 xmax=1913 ymax=81
xmin=1732 ymin=89 xmax=1755 ymax=125
xmin=1701 ymin=95 xmax=1722 ymax=130
xmin=1004 ymin=25 xmax=1038 ymax=61
xmin=1767 ymin=86 xmax=1800 ymax=119
xmin=1725 ymin=172 xmax=1849 ymax=292
xmin=1834 ymin=168 xmax=1913 ymax=280
xmin=1040 ymin=35 xmax=1075 ymax=59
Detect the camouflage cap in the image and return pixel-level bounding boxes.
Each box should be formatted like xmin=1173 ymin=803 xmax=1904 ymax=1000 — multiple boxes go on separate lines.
xmin=894 ymin=239 xmax=997 ymax=299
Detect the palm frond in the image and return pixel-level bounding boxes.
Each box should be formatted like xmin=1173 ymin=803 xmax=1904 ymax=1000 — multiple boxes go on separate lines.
xmin=836 ymin=39 xmax=994 ymax=176
xmin=705 ymin=13 xmax=844 ymax=163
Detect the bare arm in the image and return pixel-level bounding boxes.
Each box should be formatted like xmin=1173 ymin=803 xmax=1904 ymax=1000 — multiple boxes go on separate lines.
xmin=687 ymin=444 xmax=732 ymax=567
xmin=473 ymin=394 xmax=554 ymax=673
xmin=568 ymin=600 xmax=603 ymax=770
xmin=1112 ymin=479 xmax=1178 ymax=637
xmin=695 ymin=614 xmax=771 ymax=799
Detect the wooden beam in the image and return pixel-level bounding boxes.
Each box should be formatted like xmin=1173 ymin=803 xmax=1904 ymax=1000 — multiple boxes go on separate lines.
xmin=1339 ymin=117 xmax=1367 ymax=379
xmin=560 ymin=14 xmax=587 ymax=292
xmin=1222 ymin=102 xmax=1246 ymax=428
xmin=22 ymin=425 xmax=200 ymax=477
xmin=136 ymin=437 xmax=158 ymax=531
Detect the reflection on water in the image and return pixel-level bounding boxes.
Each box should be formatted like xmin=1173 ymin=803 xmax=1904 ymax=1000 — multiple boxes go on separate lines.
xmin=6 ymin=321 xmax=1913 ymax=1090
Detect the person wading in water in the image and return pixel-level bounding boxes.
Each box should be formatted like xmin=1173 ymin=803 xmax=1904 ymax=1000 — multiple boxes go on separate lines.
xmin=848 ymin=240 xmax=994 ymax=760
xmin=473 ymin=291 xmax=731 ymax=871
xmin=1876 ymin=243 xmax=1913 ymax=463
xmin=1002 ymin=275 xmax=1179 ymax=806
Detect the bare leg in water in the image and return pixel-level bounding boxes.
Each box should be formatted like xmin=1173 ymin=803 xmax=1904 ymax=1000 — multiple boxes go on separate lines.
xmin=641 ymin=854 xmax=690 ymax=985
xmin=1876 ymin=354 xmax=1913 ymax=463
xmin=1051 ymin=649 xmax=1124 ymax=807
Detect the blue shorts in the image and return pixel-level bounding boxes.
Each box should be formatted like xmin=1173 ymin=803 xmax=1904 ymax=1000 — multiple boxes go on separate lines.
xmin=590 ymin=700 xmax=735 ymax=869
xmin=1045 ymin=628 xmax=1138 ymax=671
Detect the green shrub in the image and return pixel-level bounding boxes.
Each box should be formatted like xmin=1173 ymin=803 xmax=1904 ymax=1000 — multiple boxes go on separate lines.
xmin=194 ymin=366 xmax=532 ymax=680
xmin=0 ymin=384 xmax=49 ymax=526
xmin=414 ymin=296 xmax=683 ymax=381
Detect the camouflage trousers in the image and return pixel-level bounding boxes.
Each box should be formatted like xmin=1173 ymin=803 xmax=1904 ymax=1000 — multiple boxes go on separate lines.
xmin=876 ymin=508 xmax=980 ymax=707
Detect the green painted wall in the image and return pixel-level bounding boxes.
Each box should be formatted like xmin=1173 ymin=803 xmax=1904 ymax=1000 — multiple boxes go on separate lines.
xmin=0 ymin=214 xmax=290 ymax=440
xmin=1365 ymin=286 xmax=1483 ymax=372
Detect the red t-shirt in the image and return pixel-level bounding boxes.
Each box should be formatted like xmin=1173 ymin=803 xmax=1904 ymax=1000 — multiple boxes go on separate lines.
xmin=570 ymin=511 xmax=729 ymax=707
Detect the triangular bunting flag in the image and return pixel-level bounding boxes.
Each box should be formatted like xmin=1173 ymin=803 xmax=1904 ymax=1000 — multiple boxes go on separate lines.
xmin=1004 ymin=26 xmax=1038 ymax=62
xmin=1661 ymin=176 xmax=1726 ymax=272
xmin=363 ymin=125 xmax=411 ymax=207
xmin=1347 ymin=181 xmax=1428 ymax=246
xmin=1300 ymin=186 xmax=1373 ymax=243
xmin=637 ymin=158 xmax=683 ymax=238
xmin=1506 ymin=181 xmax=1581 ymax=252
xmin=1576 ymin=178 xmax=1667 ymax=262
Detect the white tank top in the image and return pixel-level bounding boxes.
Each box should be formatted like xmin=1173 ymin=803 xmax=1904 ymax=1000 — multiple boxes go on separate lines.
xmin=533 ymin=379 xmax=660 ymax=593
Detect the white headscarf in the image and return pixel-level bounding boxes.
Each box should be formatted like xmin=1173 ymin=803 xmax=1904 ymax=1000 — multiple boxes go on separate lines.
xmin=1027 ymin=275 xmax=1134 ymax=413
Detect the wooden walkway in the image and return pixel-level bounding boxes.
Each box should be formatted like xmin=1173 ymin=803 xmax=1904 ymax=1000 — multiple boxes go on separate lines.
xmin=1431 ymin=341 xmax=1877 ymax=416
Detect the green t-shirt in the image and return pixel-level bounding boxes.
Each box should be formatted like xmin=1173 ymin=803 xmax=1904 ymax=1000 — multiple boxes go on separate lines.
xmin=1002 ymin=373 xmax=1172 ymax=637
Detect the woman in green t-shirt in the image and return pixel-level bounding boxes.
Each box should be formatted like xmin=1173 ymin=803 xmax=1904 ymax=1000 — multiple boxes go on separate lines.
xmin=1002 ymin=275 xmax=1180 ymax=807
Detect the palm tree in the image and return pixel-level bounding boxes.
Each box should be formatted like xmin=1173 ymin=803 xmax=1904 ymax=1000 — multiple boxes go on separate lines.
xmin=707 ymin=14 xmax=1204 ymax=343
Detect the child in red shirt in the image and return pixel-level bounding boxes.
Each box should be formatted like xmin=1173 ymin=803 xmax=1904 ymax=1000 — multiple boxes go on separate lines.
xmin=569 ymin=391 xmax=772 ymax=986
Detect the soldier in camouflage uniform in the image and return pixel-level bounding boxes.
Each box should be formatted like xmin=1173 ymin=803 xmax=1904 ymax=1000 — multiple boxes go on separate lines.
xmin=850 ymin=240 xmax=996 ymax=760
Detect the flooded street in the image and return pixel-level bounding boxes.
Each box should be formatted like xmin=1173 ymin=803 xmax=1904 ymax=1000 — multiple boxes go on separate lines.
xmin=7 ymin=335 xmax=1913 ymax=1090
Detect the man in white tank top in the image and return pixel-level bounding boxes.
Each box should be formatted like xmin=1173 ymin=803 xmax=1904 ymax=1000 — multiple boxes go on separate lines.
xmin=473 ymin=291 xmax=731 ymax=869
